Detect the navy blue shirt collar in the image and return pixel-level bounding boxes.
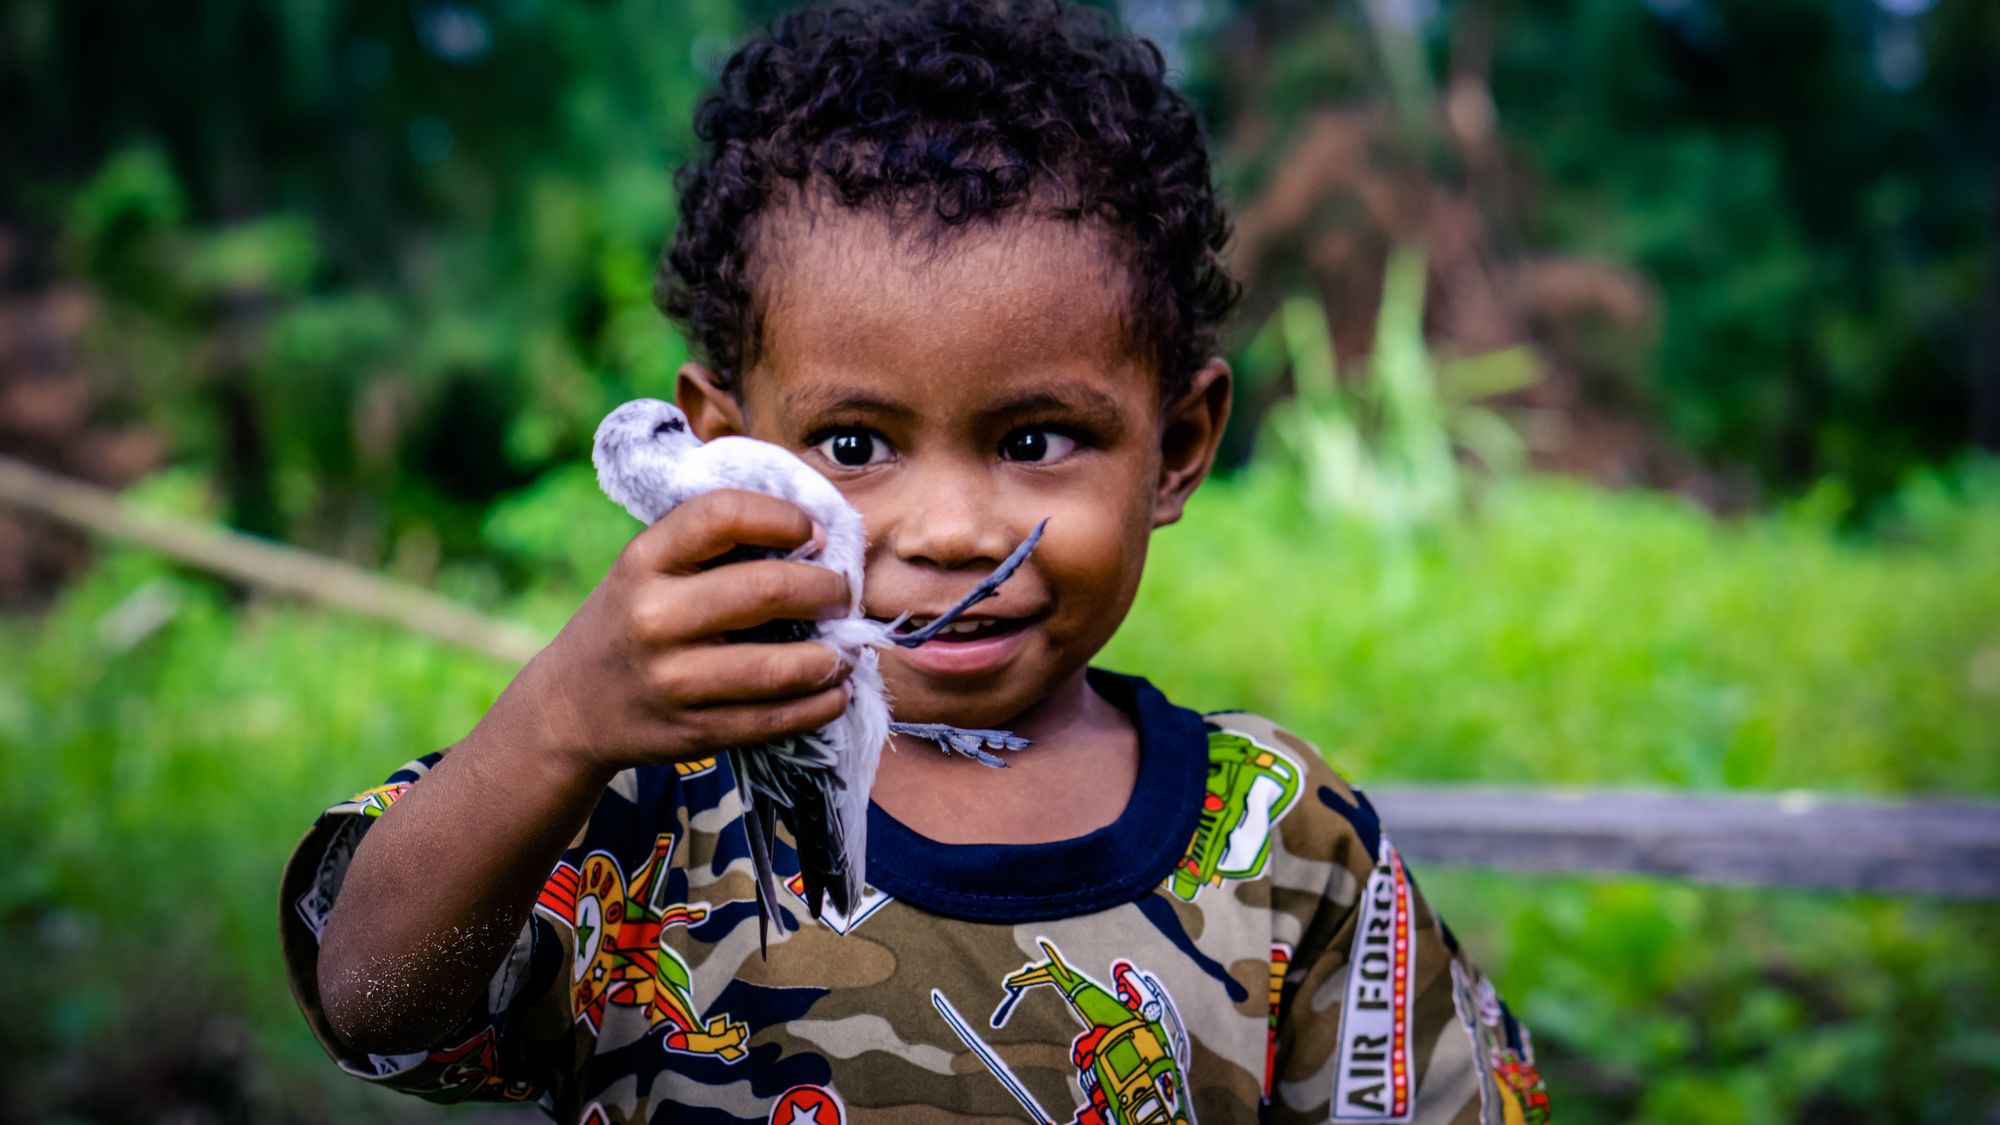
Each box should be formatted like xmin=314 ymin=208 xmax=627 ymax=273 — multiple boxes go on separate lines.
xmin=863 ymin=669 xmax=1210 ymax=922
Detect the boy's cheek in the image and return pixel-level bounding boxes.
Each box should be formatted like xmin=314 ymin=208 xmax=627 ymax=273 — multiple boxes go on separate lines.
xmin=1031 ymin=472 xmax=1155 ymax=612
xmin=1036 ymin=535 xmax=1149 ymax=656
xmin=1057 ymin=521 xmax=1147 ymax=600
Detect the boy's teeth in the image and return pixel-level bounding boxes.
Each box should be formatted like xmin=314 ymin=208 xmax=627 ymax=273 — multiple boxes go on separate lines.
xmin=895 ymin=616 xmax=999 ymax=636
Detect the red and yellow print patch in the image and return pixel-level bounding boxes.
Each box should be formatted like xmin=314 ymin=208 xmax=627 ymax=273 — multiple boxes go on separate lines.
xmin=331 ymin=781 xmax=413 ymax=818
xmin=1450 ymin=960 xmax=1551 ymax=1125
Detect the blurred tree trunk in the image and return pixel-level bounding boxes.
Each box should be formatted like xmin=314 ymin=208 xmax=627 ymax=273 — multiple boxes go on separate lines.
xmin=0 ymin=224 xmax=164 ymax=607
xmin=1975 ymin=64 xmax=2000 ymax=451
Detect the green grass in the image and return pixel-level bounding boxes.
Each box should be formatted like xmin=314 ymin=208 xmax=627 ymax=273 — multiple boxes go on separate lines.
xmin=0 ymin=556 xmax=519 ymax=1122
xmin=1109 ymin=467 xmax=2000 ymax=794
xmin=3 ymin=465 xmax=1997 ymax=1122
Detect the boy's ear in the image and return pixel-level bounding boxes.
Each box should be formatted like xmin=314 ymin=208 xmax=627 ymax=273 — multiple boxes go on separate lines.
xmin=675 ymin=363 xmax=748 ymax=442
xmin=1153 ymin=357 xmax=1232 ymax=529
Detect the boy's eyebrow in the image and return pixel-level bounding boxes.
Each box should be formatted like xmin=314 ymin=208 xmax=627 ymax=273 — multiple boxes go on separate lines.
xmin=988 ymin=385 xmax=1125 ymax=421
xmin=783 ymin=382 xmax=1129 ymax=427
xmin=987 ymin=384 xmax=1130 ymax=439
xmin=782 ymin=386 xmax=922 ymax=420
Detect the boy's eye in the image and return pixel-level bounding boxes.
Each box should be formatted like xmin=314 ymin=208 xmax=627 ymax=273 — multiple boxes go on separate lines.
xmin=814 ymin=429 xmax=892 ymax=468
xmin=999 ymin=428 xmax=1077 ymax=464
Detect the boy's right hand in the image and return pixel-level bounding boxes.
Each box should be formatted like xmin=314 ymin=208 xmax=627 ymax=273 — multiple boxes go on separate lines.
xmin=479 ymin=489 xmax=854 ymax=780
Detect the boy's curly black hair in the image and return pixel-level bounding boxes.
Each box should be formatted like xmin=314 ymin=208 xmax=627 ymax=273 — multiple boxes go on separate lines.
xmin=659 ymin=0 xmax=1238 ymax=398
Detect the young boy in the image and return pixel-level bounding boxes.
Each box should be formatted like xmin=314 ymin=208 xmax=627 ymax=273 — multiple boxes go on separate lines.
xmin=279 ymin=2 xmax=1551 ymax=1123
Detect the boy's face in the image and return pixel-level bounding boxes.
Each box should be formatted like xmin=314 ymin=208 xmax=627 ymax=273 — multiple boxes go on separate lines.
xmin=678 ymin=209 xmax=1228 ymax=729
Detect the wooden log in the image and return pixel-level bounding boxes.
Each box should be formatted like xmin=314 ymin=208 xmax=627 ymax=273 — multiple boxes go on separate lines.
xmin=0 ymin=453 xmax=544 ymax=664
xmin=1366 ymin=785 xmax=2000 ymax=899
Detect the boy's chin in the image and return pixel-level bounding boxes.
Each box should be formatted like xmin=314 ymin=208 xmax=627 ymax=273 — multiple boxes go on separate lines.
xmin=878 ymin=660 xmax=1067 ymax=734
xmin=879 ymin=682 xmax=1027 ymax=732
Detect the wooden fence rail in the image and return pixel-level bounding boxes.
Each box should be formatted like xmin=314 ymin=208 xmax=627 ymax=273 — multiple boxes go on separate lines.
xmin=1367 ymin=787 xmax=2000 ymax=899
xmin=6 ymin=452 xmax=1998 ymax=899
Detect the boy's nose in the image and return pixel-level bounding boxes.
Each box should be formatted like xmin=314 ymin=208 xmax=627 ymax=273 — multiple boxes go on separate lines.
xmin=884 ymin=470 xmax=1018 ymax=571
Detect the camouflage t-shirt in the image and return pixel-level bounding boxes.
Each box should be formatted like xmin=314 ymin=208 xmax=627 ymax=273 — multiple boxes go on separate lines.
xmin=280 ymin=671 xmax=1551 ymax=1125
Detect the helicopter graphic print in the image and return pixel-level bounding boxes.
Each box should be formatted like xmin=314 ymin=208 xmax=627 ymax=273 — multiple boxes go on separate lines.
xmin=933 ymin=939 xmax=1197 ymax=1125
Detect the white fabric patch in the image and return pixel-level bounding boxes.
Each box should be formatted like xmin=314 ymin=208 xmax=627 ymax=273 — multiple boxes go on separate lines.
xmin=1331 ymin=836 xmax=1415 ymax=1121
xmin=335 ymin=1049 xmax=426 ymax=1080
xmin=785 ymin=873 xmax=890 ymax=934
xmin=488 ymin=916 xmax=536 ymax=1014
xmin=1218 ymin=774 xmax=1291 ymax=873
xmin=294 ymin=816 xmax=363 ymax=940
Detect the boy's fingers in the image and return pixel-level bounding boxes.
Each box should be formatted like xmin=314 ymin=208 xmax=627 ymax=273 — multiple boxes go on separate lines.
xmin=647 ymin=643 xmax=846 ymax=707
xmin=630 ymin=490 xmax=816 ymax=575
xmin=651 ymin=560 xmax=850 ymax=640
xmin=693 ymin=683 xmax=852 ymax=747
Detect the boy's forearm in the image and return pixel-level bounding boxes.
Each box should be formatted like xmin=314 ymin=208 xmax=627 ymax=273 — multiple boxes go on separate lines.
xmin=315 ymin=693 xmax=615 ymax=1055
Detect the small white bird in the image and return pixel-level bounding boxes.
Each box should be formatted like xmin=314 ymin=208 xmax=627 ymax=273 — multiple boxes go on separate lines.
xmin=592 ymin=399 xmax=1042 ymax=943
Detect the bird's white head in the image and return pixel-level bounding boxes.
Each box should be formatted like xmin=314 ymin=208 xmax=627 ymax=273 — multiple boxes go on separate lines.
xmin=593 ymin=398 xmax=703 ymax=524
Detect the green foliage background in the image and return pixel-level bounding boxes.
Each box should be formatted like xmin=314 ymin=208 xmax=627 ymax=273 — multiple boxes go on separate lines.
xmin=3 ymin=0 xmax=1996 ymax=1122
xmin=4 ymin=469 xmax=1998 ymax=1122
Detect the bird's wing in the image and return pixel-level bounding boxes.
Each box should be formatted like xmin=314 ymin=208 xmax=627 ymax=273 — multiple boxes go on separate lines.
xmin=733 ymin=649 xmax=888 ymax=924
xmin=687 ymin=437 xmax=836 ymax=512
xmin=689 ymin=438 xmax=868 ymax=605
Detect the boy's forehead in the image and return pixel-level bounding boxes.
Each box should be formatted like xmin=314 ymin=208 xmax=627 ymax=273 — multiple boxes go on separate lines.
xmin=748 ymin=206 xmax=1148 ymax=398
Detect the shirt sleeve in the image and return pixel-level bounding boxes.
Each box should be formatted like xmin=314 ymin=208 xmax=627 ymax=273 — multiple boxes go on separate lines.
xmin=276 ymin=753 xmax=582 ymax=1112
xmin=1266 ymin=779 xmax=1552 ymax=1125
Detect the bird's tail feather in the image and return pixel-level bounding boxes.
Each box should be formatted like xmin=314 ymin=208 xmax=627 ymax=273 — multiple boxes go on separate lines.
xmin=732 ymin=650 xmax=886 ymax=923
xmin=733 ymin=754 xmax=787 ymax=957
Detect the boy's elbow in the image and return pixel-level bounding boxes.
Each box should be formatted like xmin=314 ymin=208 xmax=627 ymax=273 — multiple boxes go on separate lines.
xmin=317 ymin=941 xmax=455 ymax=1057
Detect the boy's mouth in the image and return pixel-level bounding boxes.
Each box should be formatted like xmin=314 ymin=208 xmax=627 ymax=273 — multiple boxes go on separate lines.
xmin=885 ymin=614 xmax=1025 ymax=642
xmin=870 ymin=612 xmax=1033 ymax=641
xmin=867 ymin=611 xmax=1039 ymax=676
